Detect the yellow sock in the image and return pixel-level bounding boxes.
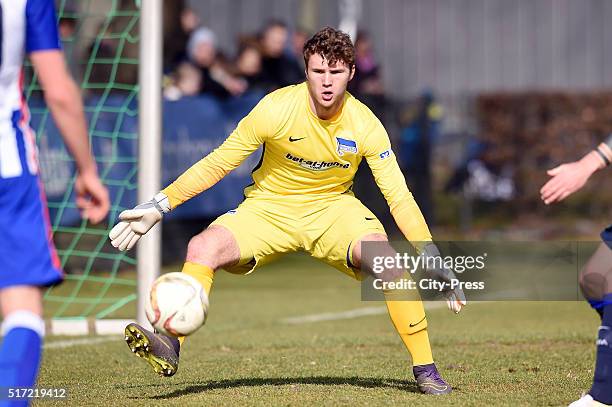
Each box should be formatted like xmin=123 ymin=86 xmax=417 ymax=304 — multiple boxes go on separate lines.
xmin=182 ymin=262 xmax=214 ymax=296
xmin=177 ymin=262 xmax=215 ymax=346
xmin=398 ymin=329 xmax=433 ymax=366
xmin=385 ymin=298 xmax=434 ymax=366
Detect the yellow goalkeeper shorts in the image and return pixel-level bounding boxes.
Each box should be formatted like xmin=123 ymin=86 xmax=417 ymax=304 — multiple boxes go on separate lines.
xmin=210 ymin=193 xmax=386 ymax=279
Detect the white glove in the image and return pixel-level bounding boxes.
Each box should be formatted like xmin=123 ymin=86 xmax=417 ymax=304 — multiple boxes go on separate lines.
xmin=445 ymin=289 xmax=466 ymax=314
xmin=109 ymin=192 xmax=170 ymax=251
xmin=422 ymin=243 xmax=467 ymax=314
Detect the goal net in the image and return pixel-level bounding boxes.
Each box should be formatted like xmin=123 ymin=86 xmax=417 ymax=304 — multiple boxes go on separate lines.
xmin=27 ymin=0 xmax=141 ymax=335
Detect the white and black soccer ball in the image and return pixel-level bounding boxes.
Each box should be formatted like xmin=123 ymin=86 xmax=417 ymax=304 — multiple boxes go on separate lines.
xmin=145 ymin=272 xmax=209 ymax=337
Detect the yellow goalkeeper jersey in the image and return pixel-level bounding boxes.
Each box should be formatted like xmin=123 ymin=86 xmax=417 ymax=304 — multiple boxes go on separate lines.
xmin=163 ymin=82 xmax=432 ymax=244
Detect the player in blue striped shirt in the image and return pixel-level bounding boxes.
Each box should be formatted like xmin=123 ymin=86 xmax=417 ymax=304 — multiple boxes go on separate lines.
xmin=0 ymin=1 xmax=109 ymax=403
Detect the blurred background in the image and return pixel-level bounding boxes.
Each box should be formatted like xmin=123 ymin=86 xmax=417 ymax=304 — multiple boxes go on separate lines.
xmin=29 ymin=4 xmax=608 ymax=399
xmin=36 ymin=0 xmax=612 ymax=268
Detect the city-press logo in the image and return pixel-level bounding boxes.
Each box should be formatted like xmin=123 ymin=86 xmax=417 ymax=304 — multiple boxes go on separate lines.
xmin=336 ymin=137 xmax=358 ymax=156
xmin=285 ymin=152 xmax=350 ymax=171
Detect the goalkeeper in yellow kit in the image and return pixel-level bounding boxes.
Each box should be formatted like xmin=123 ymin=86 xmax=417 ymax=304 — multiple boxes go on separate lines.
xmin=109 ymin=27 xmax=465 ymax=395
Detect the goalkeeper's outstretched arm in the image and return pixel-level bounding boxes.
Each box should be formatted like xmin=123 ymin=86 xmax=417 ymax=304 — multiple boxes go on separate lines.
xmin=110 ymin=94 xmax=273 ymax=251
xmin=109 ymin=130 xmax=263 ymax=251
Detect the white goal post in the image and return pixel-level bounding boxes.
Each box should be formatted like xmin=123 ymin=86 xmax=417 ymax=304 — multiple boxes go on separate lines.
xmin=136 ymin=0 xmax=163 ymax=327
xmin=46 ymin=0 xmax=162 ymax=336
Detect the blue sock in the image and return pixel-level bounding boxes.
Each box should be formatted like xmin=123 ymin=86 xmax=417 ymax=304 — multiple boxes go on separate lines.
xmin=590 ymin=297 xmax=612 ymax=404
xmin=0 ymin=311 xmax=44 ymax=407
xmin=0 ymin=327 xmax=42 ymax=388
xmin=589 ymin=291 xmax=612 ymax=319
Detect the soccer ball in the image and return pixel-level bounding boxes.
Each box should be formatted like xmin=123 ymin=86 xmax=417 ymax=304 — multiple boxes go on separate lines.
xmin=145 ymin=272 xmax=209 ymax=337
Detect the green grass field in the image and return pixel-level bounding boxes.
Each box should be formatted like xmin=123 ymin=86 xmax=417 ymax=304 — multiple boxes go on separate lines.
xmin=38 ymin=254 xmax=598 ymax=406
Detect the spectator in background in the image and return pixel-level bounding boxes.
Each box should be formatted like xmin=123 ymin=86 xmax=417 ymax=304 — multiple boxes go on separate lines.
xmin=233 ymin=38 xmax=266 ymax=93
xmin=85 ymin=0 xmax=139 ymax=94
xmin=58 ymin=6 xmax=79 ymax=79
xmin=291 ymin=27 xmax=310 ymax=70
xmin=259 ymin=20 xmax=303 ymax=91
xmin=86 ymin=22 xmax=117 ymax=94
xmin=348 ymin=30 xmax=385 ymax=118
xmin=348 ymin=30 xmax=384 ymax=97
xmin=163 ymin=62 xmax=202 ymax=101
xmin=163 ymin=0 xmax=200 ymax=74
xmin=398 ymin=91 xmax=443 ymax=224
xmin=58 ymin=11 xmax=77 ymax=38
xmin=187 ymin=27 xmax=247 ymax=98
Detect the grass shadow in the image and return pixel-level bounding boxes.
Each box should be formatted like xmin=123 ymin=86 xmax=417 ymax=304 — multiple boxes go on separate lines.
xmin=127 ymin=376 xmax=421 ymax=399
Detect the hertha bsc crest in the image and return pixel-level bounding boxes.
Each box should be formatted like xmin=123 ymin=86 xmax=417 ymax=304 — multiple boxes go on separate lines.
xmin=336 ymin=137 xmax=358 ymax=156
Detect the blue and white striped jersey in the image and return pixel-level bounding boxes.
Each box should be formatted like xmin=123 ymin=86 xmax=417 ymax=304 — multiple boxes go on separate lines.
xmin=0 ymin=0 xmax=60 ymax=179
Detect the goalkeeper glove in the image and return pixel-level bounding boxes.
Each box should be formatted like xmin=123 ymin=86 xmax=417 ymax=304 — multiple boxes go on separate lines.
xmin=109 ymin=192 xmax=170 ymax=251
xmin=422 ymin=243 xmax=467 ymax=314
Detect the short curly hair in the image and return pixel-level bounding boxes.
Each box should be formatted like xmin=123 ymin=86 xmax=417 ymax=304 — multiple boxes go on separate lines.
xmin=303 ymin=27 xmax=355 ymax=70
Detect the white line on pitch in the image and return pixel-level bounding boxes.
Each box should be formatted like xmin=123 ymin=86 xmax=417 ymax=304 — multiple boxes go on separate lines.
xmin=280 ymin=302 xmax=462 ymax=325
xmin=281 ymin=306 xmax=388 ymax=324
xmin=44 ymin=336 xmax=120 ymax=349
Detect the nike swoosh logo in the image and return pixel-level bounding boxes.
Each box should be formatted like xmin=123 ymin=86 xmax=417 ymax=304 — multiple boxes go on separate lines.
xmin=289 ymin=136 xmax=306 ymax=142
xmin=409 ymin=316 xmax=426 ymax=327
xmin=365 ymin=217 xmax=376 ymax=220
